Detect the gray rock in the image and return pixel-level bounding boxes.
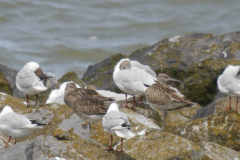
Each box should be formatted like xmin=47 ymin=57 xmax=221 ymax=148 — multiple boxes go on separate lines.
xmin=26 ymin=108 xmax=54 ymax=125
xmin=0 ymin=65 xmax=24 ymax=98
xmin=82 ymin=31 xmax=240 ymax=106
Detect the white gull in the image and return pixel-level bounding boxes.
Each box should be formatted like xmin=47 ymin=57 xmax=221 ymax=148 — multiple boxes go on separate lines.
xmin=0 ymin=105 xmax=43 ymax=149
xmin=217 ymin=65 xmax=240 ymax=112
xmin=102 ymin=103 xmax=135 ymax=152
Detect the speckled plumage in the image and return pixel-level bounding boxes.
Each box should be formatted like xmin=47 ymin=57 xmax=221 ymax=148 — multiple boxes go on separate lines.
xmin=145 ymin=73 xmax=194 ymax=130
xmin=64 ymin=83 xmax=114 ymax=123
xmin=145 ymin=82 xmax=193 ymax=110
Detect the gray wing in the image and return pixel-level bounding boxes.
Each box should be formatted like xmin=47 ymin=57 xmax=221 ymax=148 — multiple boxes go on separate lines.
xmin=102 ymin=111 xmax=130 ymax=130
xmin=16 ymin=69 xmax=39 ymax=89
xmin=218 ymin=73 xmax=240 ymax=93
xmin=131 ymin=61 xmax=156 ymax=78
xmin=0 ymin=112 xmax=31 ymax=129
xmin=115 ymin=70 xmax=146 ymax=93
xmin=45 ymin=72 xmax=58 ymax=88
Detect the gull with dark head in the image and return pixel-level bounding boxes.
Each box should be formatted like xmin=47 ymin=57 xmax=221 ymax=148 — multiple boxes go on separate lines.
xmin=217 ymin=65 xmax=240 ymax=112
xmin=145 ymin=73 xmax=193 ymax=130
xmin=0 ymin=105 xmax=43 ymax=149
xmin=113 ymin=58 xmax=151 ymax=109
xmin=64 ymin=83 xmax=114 ymax=133
xmin=16 ymin=61 xmax=53 ymax=107
xmin=102 ymin=103 xmax=135 ymax=152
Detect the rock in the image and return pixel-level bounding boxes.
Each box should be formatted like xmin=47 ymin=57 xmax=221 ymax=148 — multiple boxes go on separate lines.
xmin=0 ymin=64 xmax=24 ymax=98
xmin=180 ymin=98 xmax=240 ymax=151
xmin=82 ymin=31 xmax=240 ymax=106
xmin=83 ymin=53 xmax=127 ymax=92
xmin=0 ymin=71 xmax=13 ymax=96
xmin=1 ymin=84 xmax=240 ymax=159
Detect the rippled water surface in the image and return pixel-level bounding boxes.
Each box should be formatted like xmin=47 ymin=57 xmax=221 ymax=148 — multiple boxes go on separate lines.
xmin=0 ymin=0 xmax=239 ymax=77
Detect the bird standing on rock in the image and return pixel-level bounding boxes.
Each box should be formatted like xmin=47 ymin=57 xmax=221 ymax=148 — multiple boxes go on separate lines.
xmin=145 ymin=73 xmax=194 ymax=130
xmin=102 ymin=103 xmax=135 ymax=152
xmin=16 ymin=61 xmax=53 ymax=107
xmin=0 ymin=105 xmax=43 ymax=149
xmin=217 ymin=65 xmax=240 ymax=112
xmin=113 ymin=58 xmax=153 ymax=109
xmin=64 ymin=83 xmax=114 ymax=134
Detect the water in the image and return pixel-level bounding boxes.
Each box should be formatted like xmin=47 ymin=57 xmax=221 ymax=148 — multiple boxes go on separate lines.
xmin=0 ymin=0 xmax=239 ymax=78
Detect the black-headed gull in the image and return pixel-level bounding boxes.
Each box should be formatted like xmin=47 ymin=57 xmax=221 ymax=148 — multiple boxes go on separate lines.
xmin=0 ymin=105 xmax=43 ymax=149
xmin=16 ymin=61 xmax=53 ymax=107
xmin=145 ymin=73 xmax=193 ymax=130
xmin=102 ymin=103 xmax=135 ymax=152
xmin=113 ymin=58 xmax=155 ymax=109
xmin=217 ymin=65 xmax=240 ymax=112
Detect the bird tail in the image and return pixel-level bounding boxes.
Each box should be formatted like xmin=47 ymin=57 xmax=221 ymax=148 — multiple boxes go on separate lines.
xmin=21 ymin=124 xmax=43 ymax=130
xmin=115 ymin=129 xmax=135 ymax=139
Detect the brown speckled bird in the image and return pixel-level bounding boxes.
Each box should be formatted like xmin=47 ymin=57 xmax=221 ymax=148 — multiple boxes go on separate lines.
xmin=145 ymin=73 xmax=194 ymax=130
xmin=64 ymin=83 xmax=114 ymax=133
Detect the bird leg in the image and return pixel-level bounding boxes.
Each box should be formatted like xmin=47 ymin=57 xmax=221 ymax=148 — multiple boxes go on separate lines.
xmin=139 ymin=96 xmax=142 ymax=107
xmin=26 ymin=94 xmax=29 ymax=108
xmin=224 ymin=96 xmax=232 ymax=111
xmin=161 ymin=110 xmax=168 ymax=131
xmin=120 ymin=93 xmax=128 ymax=108
xmin=89 ymin=123 xmax=91 ymax=133
xmin=1 ymin=136 xmax=11 ymax=149
xmin=131 ymin=95 xmax=135 ymax=109
xmin=117 ymin=138 xmax=124 ymax=152
xmin=236 ymin=98 xmax=238 ymax=112
xmin=14 ymin=139 xmax=16 ymax=144
xmin=36 ymin=94 xmax=38 ymax=106
xmin=89 ymin=123 xmax=92 ymax=142
xmin=105 ymin=135 xmax=113 ymax=151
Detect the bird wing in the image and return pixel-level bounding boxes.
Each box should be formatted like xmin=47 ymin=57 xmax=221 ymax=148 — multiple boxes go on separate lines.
xmin=97 ymin=90 xmax=133 ymax=102
xmin=72 ymin=96 xmax=109 ymax=115
xmin=0 ymin=112 xmax=32 ymax=129
xmin=131 ymin=61 xmax=156 ymax=78
xmin=102 ymin=111 xmax=130 ymax=131
xmin=217 ymin=74 xmax=240 ymax=94
xmin=76 ymin=89 xmax=115 ymax=101
xmin=16 ymin=69 xmax=40 ymax=89
xmin=131 ymin=67 xmax=156 ymax=85
xmin=145 ymin=83 xmax=187 ymax=105
xmin=115 ymin=70 xmax=146 ymax=93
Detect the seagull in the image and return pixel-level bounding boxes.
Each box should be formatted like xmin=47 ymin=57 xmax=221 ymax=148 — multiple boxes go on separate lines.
xmin=102 ymin=103 xmax=135 ymax=152
xmin=16 ymin=61 xmax=52 ymax=107
xmin=130 ymin=60 xmax=157 ymax=106
xmin=217 ymin=65 xmax=240 ymax=112
xmin=64 ymin=83 xmax=114 ymax=133
xmin=46 ymin=81 xmax=81 ymax=105
xmin=0 ymin=105 xmax=43 ymax=149
xmin=86 ymin=85 xmax=134 ymax=105
xmin=145 ymin=73 xmax=194 ymax=130
xmin=113 ymin=58 xmax=151 ymax=109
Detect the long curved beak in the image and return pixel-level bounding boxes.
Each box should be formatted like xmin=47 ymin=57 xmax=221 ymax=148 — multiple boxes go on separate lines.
xmin=169 ymin=78 xmax=185 ymax=86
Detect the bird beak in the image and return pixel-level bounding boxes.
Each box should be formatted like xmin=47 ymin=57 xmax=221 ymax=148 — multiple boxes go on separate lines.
xmin=40 ymin=76 xmax=52 ymax=80
xmin=168 ymin=78 xmax=185 ymax=86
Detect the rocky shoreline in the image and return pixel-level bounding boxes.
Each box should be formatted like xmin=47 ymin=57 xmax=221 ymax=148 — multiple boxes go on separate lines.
xmin=0 ymin=31 xmax=240 ymax=159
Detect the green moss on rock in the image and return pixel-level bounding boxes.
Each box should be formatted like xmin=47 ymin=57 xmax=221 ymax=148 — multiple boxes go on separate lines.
xmin=0 ymin=72 xmax=12 ymax=96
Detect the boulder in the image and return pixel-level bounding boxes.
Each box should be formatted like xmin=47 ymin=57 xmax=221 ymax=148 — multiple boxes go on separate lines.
xmin=0 ymin=71 xmax=13 ymax=96
xmin=180 ymin=97 xmax=240 ymax=151
xmin=0 ymin=64 xmax=24 ymax=98
xmin=83 ymin=31 xmax=240 ymax=106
